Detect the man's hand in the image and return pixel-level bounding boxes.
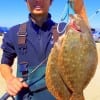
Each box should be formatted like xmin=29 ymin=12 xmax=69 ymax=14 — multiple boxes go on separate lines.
xmin=0 ymin=64 xmax=28 ymax=96
xmin=69 ymin=0 xmax=89 ymax=25
xmin=6 ymin=76 xmax=28 ymax=96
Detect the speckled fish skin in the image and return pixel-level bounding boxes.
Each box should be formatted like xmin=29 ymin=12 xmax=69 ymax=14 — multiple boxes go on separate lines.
xmin=57 ymin=14 xmax=98 ymax=100
xmin=45 ymin=41 xmax=72 ymax=100
xmin=45 ymin=14 xmax=98 ymax=100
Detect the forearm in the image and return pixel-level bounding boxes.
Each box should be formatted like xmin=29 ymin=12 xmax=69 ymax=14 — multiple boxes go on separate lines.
xmin=0 ymin=64 xmax=14 ymax=81
xmin=70 ymin=0 xmax=89 ymax=25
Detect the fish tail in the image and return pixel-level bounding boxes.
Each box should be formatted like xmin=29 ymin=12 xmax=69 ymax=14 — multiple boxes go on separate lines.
xmin=70 ymin=92 xmax=85 ymax=100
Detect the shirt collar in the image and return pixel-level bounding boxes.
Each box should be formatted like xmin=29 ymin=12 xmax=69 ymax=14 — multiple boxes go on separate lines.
xmin=28 ymin=13 xmax=55 ymax=32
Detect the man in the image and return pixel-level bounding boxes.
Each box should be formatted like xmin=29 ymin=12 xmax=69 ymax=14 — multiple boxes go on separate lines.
xmin=0 ymin=0 xmax=88 ymax=100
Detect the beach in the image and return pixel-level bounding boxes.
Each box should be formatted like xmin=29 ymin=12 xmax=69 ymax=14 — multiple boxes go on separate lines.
xmin=0 ymin=36 xmax=100 ymax=100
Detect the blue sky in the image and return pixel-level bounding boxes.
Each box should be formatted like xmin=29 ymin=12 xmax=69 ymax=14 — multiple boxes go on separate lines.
xmin=0 ymin=0 xmax=100 ymax=28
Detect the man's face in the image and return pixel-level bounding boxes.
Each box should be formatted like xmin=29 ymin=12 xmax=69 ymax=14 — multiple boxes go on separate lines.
xmin=26 ymin=0 xmax=52 ymax=16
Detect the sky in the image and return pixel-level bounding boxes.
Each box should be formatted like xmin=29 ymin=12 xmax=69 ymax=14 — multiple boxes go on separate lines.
xmin=0 ymin=0 xmax=100 ymax=28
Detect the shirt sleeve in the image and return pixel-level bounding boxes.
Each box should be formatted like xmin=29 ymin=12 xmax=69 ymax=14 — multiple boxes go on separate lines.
xmin=1 ymin=30 xmax=17 ymax=66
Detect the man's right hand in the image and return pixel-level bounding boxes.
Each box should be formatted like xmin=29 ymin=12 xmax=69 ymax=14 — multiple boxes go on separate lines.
xmin=0 ymin=64 xmax=28 ymax=96
xmin=6 ymin=76 xmax=28 ymax=96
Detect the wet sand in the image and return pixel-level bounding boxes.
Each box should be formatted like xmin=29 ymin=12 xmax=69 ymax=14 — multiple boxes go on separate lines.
xmin=0 ymin=36 xmax=100 ymax=100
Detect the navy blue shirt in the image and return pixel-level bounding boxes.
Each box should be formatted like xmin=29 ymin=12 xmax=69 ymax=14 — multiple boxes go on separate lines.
xmin=1 ymin=13 xmax=55 ymax=67
xmin=0 ymin=13 xmax=66 ymax=100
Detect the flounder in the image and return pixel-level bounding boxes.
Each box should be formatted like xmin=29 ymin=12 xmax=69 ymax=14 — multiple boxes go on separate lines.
xmin=45 ymin=14 xmax=98 ymax=100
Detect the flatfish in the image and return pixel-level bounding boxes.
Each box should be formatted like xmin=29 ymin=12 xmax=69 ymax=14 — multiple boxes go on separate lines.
xmin=57 ymin=14 xmax=98 ymax=100
xmin=45 ymin=14 xmax=98 ymax=100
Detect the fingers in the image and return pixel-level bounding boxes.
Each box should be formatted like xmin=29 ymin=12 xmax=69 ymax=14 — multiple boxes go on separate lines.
xmin=19 ymin=78 xmax=28 ymax=88
xmin=6 ymin=77 xmax=28 ymax=96
xmin=22 ymin=82 xmax=28 ymax=87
